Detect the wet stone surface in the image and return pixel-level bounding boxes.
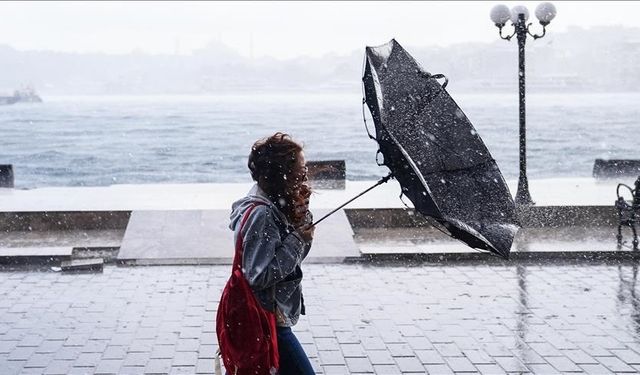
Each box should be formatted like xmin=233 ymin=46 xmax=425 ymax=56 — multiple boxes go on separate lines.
xmin=1 ymin=262 xmax=640 ymax=374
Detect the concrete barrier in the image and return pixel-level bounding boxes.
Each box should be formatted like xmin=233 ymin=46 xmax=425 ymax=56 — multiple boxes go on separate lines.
xmin=593 ymin=159 xmax=640 ymax=178
xmin=0 ymin=211 xmax=131 ymax=231
xmin=0 ymin=206 xmax=618 ymax=232
xmin=0 ymin=165 xmax=13 ymax=188
xmin=345 ymin=206 xmax=619 ymax=229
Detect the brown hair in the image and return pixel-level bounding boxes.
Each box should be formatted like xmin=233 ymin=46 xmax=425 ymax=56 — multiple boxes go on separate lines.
xmin=248 ymin=132 xmax=310 ymax=226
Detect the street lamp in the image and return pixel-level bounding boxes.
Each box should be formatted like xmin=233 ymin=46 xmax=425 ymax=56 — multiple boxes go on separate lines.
xmin=490 ymin=2 xmax=557 ymax=206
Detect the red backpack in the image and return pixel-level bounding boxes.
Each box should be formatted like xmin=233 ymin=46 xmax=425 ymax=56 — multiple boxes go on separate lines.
xmin=216 ymin=203 xmax=279 ymax=375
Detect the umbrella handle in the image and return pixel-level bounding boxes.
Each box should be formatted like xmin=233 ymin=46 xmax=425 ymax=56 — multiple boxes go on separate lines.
xmin=309 ymin=173 xmax=394 ymax=227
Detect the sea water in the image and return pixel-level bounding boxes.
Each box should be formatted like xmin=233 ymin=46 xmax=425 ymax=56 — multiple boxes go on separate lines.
xmin=0 ymin=92 xmax=638 ymax=188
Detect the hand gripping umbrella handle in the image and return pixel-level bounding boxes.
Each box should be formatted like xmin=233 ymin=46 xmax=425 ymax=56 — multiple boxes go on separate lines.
xmin=310 ymin=173 xmax=394 ymax=227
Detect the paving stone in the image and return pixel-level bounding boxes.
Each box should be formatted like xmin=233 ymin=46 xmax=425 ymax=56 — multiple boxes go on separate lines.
xmin=423 ymin=363 xmax=455 ymax=374
xmin=0 ymin=341 xmax=18 ymax=354
xmin=310 ymin=325 xmax=336 ymax=338
xmin=18 ymin=335 xmax=44 ymax=347
xmin=95 ymin=359 xmax=123 ymax=374
xmin=170 ymin=366 xmax=197 ymax=374
xmin=150 ymin=344 xmax=176 ymax=359
xmin=529 ymin=342 xmax=564 ymax=357
xmin=580 ymin=343 xmax=611 ymax=357
xmin=405 ymin=336 xmax=432 ymax=350
xmin=316 ymin=337 xmax=340 ymax=351
xmin=386 ymin=342 xmax=414 ymax=357
xmin=434 ymin=343 xmax=463 ymax=357
xmin=580 ymin=363 xmax=616 ymax=374
xmin=54 ymin=346 xmax=82 ymax=361
xmin=345 ymin=356 xmax=374 ymax=373
xmin=172 ymin=351 xmax=198 ymax=366
xmin=176 ymin=338 xmax=200 ymax=352
xmin=596 ymin=355 xmax=637 ymax=372
xmin=108 ymin=333 xmax=135 ymax=346
xmin=319 ymin=350 xmax=346 ymax=365
xmin=178 ymin=327 xmax=201 ymax=339
xmin=494 ymin=356 xmax=530 ymax=373
xmin=462 ymin=349 xmax=494 ymax=364
xmin=445 ymin=356 xmax=478 ymax=372
xmin=198 ymin=344 xmax=217 ymax=359
xmin=1 ymin=359 xmax=25 ymax=375
xmin=545 ymin=355 xmax=583 ymax=372
xmin=102 ymin=345 xmax=127 ymax=360
xmin=361 ymin=337 xmax=386 ymax=350
xmin=322 ymin=365 xmax=350 ymax=374
xmin=340 ymin=343 xmax=366 ymax=357
xmin=195 ymin=358 xmax=215 ymax=374
xmin=562 ymin=349 xmax=598 ymax=364
xmin=363 ymin=350 xmax=393 ymax=366
xmin=22 ymin=367 xmax=52 ymax=375
xmin=394 ymin=356 xmax=425 ymax=372
xmin=24 ymin=352 xmax=55 ymax=368
xmin=123 ymin=352 xmax=150 ymax=367
xmin=415 ymin=349 xmax=445 ymax=364
xmin=64 ymin=334 xmax=90 ymax=347
xmin=519 ymin=349 xmax=547 ymax=364
xmin=42 ymin=359 xmax=74 ymax=374
xmin=80 ymin=340 xmax=108 ymax=353
xmin=612 ymin=349 xmax=640 ymax=364
xmin=120 ymin=366 xmax=147 ymax=374
xmin=129 ymin=339 xmax=155 ymax=353
xmin=74 ymin=352 xmax=102 ymax=367
xmin=527 ymin=363 xmax=563 ymax=374
xmin=144 ymin=358 xmax=173 ymax=373
xmin=296 ymin=331 xmax=315 ymax=344
xmin=298 ymin=343 xmax=317 ymax=359
xmin=475 ymin=363 xmax=507 ymax=374
xmin=8 ymin=346 xmax=36 ymax=360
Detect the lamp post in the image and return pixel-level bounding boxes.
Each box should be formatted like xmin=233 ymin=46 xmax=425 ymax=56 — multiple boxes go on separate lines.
xmin=490 ymin=2 xmax=557 ymax=206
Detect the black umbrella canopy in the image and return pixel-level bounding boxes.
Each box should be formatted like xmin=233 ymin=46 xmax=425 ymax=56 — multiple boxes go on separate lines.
xmin=362 ymin=39 xmax=519 ymax=259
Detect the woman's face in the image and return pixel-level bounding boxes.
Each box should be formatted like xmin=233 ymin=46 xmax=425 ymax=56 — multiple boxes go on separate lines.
xmin=291 ymin=151 xmax=308 ymax=187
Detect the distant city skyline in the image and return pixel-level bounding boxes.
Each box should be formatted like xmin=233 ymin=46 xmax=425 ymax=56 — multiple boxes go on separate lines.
xmin=2 ymin=22 xmax=639 ymax=95
xmin=1 ymin=1 xmax=639 ymax=59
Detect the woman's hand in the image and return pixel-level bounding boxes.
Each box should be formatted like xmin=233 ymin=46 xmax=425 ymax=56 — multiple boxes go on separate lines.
xmin=292 ymin=182 xmax=312 ymax=227
xmin=297 ymin=223 xmax=315 ymax=243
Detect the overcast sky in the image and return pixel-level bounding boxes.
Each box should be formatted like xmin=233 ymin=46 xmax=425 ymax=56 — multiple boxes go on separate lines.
xmin=1 ymin=1 xmax=639 ymax=59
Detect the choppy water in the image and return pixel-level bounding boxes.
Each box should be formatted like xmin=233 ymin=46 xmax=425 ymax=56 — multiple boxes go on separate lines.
xmin=0 ymin=92 xmax=638 ymax=188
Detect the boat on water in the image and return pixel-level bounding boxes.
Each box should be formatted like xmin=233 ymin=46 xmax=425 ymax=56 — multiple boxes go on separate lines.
xmin=0 ymin=87 xmax=42 ymax=105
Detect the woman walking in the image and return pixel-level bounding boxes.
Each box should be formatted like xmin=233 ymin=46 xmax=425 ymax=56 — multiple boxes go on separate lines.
xmin=225 ymin=132 xmax=315 ymax=374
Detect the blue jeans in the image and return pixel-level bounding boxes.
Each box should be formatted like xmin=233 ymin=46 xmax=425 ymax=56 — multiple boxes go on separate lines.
xmin=277 ymin=326 xmax=315 ymax=375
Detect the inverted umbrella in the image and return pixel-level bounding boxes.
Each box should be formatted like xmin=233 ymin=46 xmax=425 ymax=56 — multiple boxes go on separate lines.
xmin=311 ymin=39 xmax=518 ymax=259
xmin=361 ymin=39 xmax=518 ymax=259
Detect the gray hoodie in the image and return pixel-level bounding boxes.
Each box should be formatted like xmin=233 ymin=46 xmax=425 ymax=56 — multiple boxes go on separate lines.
xmin=229 ymin=184 xmax=312 ymax=327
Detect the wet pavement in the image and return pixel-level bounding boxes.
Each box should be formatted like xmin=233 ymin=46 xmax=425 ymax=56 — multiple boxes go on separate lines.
xmin=2 ymin=261 xmax=640 ymax=374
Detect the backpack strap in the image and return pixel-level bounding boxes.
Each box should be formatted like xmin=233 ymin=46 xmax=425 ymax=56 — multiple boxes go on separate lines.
xmin=232 ymin=203 xmax=264 ymax=271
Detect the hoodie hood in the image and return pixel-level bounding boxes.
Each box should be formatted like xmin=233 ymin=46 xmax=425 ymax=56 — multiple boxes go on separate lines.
xmin=229 ymin=184 xmax=288 ymax=230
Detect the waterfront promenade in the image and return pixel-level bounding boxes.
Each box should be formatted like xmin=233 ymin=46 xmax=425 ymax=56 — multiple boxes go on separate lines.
xmin=2 ymin=176 xmax=640 ymax=374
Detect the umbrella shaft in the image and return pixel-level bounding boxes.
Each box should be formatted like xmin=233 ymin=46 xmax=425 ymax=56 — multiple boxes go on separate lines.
xmin=311 ymin=173 xmax=393 ymax=227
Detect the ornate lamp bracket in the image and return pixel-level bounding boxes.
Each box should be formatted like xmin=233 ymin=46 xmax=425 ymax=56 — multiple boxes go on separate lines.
xmin=527 ymin=23 xmax=548 ymax=40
